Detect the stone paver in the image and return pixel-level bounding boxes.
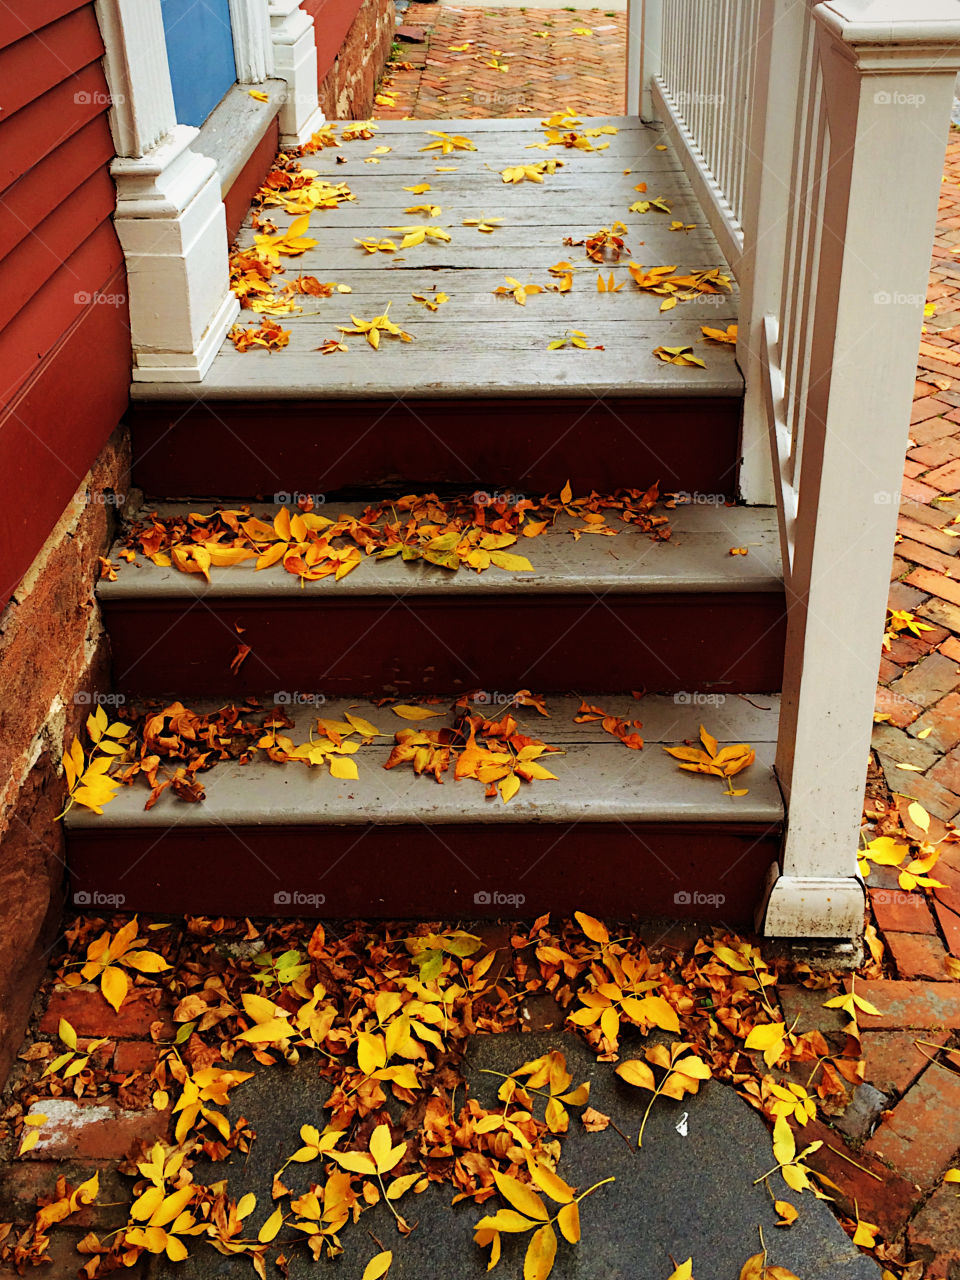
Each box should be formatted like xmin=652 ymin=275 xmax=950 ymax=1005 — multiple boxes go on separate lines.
xmin=375 ymin=3 xmax=626 ymax=118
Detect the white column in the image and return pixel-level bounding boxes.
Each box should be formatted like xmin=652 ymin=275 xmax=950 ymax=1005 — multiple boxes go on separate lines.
xmin=269 ymin=0 xmax=326 ymax=147
xmin=761 ymin=1 xmax=960 ymax=937
xmin=229 ymin=0 xmax=275 ymax=82
xmin=93 ymin=0 xmax=239 ymax=381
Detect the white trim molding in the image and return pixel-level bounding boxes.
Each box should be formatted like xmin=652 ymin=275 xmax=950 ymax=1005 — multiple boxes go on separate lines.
xmin=93 ymin=0 xmax=242 ymax=381
xmin=229 ymin=0 xmax=276 ymax=83
xmin=269 ymin=0 xmax=326 ymax=147
xmin=756 ymin=865 xmax=865 ymax=940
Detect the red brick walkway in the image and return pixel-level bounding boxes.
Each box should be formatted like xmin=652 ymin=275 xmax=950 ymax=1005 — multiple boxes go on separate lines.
xmin=375 ymin=4 xmax=626 ymax=118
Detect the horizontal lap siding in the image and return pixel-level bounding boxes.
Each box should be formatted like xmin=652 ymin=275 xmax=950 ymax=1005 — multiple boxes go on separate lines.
xmin=0 ymin=4 xmax=129 ymax=604
xmin=301 ymin=0 xmax=365 ymax=84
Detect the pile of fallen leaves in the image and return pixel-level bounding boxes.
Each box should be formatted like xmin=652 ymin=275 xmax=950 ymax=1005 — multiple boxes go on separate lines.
xmin=120 ymin=484 xmax=668 ymax=585
xmin=3 ymin=903 xmax=907 ymax=1280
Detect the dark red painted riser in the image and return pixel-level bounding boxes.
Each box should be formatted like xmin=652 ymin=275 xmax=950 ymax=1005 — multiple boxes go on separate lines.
xmin=128 ymin=396 xmax=742 ymax=501
xmin=103 ymin=592 xmax=786 ymax=697
xmin=67 ymin=822 xmax=781 ymax=926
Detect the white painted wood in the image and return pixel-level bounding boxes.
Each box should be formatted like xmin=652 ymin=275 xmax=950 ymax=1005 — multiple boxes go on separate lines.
xmin=634 ymin=0 xmax=661 ymax=120
xmin=112 ymin=130 xmax=239 ymax=381
xmin=766 ymin=3 xmax=960 ymax=936
xmin=268 ymin=0 xmax=326 ymax=147
xmin=92 ymin=0 xmax=241 ymax=380
xmin=229 ymin=0 xmax=275 ymax=82
xmin=93 ymin=0 xmax=177 ymax=158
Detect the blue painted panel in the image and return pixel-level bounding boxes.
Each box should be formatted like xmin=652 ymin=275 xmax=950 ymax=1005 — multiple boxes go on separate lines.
xmin=161 ymin=0 xmax=237 ymax=127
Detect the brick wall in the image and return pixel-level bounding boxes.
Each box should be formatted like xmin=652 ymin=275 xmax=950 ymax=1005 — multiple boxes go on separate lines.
xmin=317 ymin=0 xmax=395 ymax=120
xmin=0 ymin=427 xmax=130 ymax=1086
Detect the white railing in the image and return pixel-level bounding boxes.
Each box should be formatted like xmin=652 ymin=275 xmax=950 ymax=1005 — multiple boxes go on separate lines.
xmin=631 ymin=0 xmax=960 ymax=938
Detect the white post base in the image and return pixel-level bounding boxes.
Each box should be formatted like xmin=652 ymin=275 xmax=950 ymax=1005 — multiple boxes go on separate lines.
xmin=270 ymin=0 xmax=327 ymax=148
xmin=112 ymin=126 xmax=238 ymax=382
xmin=757 ymin=864 xmax=865 ymax=939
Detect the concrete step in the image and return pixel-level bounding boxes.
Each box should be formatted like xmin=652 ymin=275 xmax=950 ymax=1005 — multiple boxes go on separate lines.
xmin=100 ymin=501 xmax=785 ymax=697
xmin=65 ymin=693 xmax=783 ymax=925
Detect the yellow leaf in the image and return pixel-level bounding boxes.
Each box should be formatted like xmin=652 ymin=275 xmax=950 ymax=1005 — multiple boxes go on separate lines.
xmin=944 ymin=1169 xmax=960 ymax=1183
xmin=259 ymin=1206 xmax=283 ymax=1243
xmin=557 ymin=1200 xmax=580 ymax=1243
xmin=489 ymin=550 xmax=534 ymax=573
xmin=100 ymin=966 xmax=128 ymax=1013
xmin=667 ymin=1263 xmax=693 ymax=1280
xmin=774 ymin=1200 xmax=798 ymax=1227
xmin=18 ymin=1129 xmax=39 ymax=1156
xmin=236 ymin=1192 xmax=257 ymax=1220
xmin=236 ymin=1017 xmax=294 ymax=1043
xmin=248 ymin=89 xmax=269 ymax=102
xmin=615 ymin=1059 xmax=656 ymax=1090
xmin=393 ymin=704 xmax=445 ymax=720
xmin=524 ymin=1223 xmax=558 ymax=1280
xmin=329 ymin=755 xmax=359 ymax=781
xmin=362 ymin=1251 xmax=393 ymax=1280
xmin=573 ymin=910 xmax=607 ymax=943
xmin=500 ymin=772 xmax=521 ymax=804
xmin=493 ymin=1171 xmax=549 ymax=1221
xmin=345 ymin=712 xmax=384 ymax=737
xmin=59 ymin=1018 xmax=78 ymax=1050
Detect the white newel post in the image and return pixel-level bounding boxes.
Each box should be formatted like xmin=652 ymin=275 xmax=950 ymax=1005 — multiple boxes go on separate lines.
xmin=269 ymin=0 xmax=326 ymax=147
xmin=94 ymin=0 xmax=239 ymax=382
xmin=761 ymin=1 xmax=960 ymax=937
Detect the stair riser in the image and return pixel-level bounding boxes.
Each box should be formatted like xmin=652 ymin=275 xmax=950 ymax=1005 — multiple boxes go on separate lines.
xmin=104 ymin=593 xmax=786 ymax=697
xmin=67 ymin=823 xmax=781 ymax=926
xmin=128 ymin=397 xmax=742 ymax=501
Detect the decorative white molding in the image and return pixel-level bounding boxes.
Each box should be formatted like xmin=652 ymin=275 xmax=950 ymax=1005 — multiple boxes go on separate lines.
xmin=758 ymin=866 xmax=865 ymax=940
xmin=112 ymin=128 xmax=239 ymax=381
xmin=269 ymin=0 xmax=326 ymax=146
xmin=93 ymin=0 xmax=177 ymax=158
xmin=229 ymin=0 xmax=275 ymax=83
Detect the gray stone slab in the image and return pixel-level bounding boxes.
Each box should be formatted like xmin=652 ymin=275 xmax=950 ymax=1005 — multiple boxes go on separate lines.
xmin=67 ymin=723 xmax=784 ymax=830
xmin=100 ymin=505 xmax=782 ymax=601
xmin=153 ymin=1032 xmax=879 ymax=1280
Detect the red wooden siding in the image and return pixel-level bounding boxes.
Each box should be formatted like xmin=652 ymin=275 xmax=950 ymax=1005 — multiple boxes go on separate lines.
xmin=301 ymin=0 xmax=365 ymax=84
xmin=0 ymin=4 xmax=129 ymax=604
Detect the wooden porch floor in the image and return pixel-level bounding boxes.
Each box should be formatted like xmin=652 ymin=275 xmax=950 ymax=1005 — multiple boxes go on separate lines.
xmin=134 ymin=117 xmax=741 ymax=402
